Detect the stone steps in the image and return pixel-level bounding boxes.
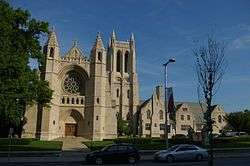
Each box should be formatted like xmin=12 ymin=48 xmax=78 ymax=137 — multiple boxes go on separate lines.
xmin=54 ymin=137 xmax=90 ymax=152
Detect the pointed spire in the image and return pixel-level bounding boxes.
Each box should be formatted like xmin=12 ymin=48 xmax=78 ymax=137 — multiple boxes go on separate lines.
xmin=111 ymin=29 xmax=116 ymax=40
xmin=47 ymin=26 xmax=58 ymax=47
xmin=51 ymin=26 xmax=55 ymax=32
xmin=108 ymin=38 xmax=111 ymax=47
xmin=130 ymin=33 xmax=135 ymax=42
xmin=97 ymin=31 xmax=101 ymax=39
xmin=93 ymin=31 xmax=104 ymax=49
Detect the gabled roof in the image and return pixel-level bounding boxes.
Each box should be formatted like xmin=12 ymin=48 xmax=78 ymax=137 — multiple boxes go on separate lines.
xmin=63 ymin=42 xmax=87 ymax=62
xmin=139 ymin=99 xmax=150 ymax=108
xmin=175 ymin=102 xmax=205 ymax=123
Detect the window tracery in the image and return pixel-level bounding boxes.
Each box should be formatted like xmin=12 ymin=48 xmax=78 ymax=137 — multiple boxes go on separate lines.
xmin=63 ymin=71 xmax=84 ymax=95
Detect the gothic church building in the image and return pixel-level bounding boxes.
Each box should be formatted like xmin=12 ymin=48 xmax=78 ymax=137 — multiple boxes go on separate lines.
xmin=22 ymin=30 xmax=139 ymax=140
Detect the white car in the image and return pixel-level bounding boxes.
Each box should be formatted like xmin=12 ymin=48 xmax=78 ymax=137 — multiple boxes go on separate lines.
xmin=154 ymin=144 xmax=208 ymax=163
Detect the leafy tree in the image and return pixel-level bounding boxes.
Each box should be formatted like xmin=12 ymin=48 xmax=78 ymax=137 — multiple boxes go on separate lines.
xmin=193 ymin=36 xmax=226 ymax=166
xmin=117 ymin=112 xmax=132 ymax=137
xmin=0 ymin=0 xmax=52 ymax=137
xmin=225 ymin=110 xmax=250 ymax=134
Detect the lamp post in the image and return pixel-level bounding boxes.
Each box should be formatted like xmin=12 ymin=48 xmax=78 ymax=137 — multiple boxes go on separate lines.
xmin=163 ymin=58 xmax=175 ymax=149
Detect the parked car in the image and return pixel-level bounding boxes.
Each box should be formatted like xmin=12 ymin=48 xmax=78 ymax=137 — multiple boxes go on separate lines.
xmin=85 ymin=143 xmax=140 ymax=165
xmin=154 ymin=144 xmax=208 ymax=163
xmin=224 ymin=131 xmax=248 ymax=137
xmin=172 ymin=134 xmax=187 ymax=139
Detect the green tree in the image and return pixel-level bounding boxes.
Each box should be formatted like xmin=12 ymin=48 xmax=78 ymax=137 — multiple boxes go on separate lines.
xmin=117 ymin=112 xmax=132 ymax=137
xmin=225 ymin=110 xmax=250 ymax=134
xmin=0 ymin=0 xmax=52 ymax=137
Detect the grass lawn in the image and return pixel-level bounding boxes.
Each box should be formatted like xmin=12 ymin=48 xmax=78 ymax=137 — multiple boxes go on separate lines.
xmin=0 ymin=138 xmax=62 ymax=151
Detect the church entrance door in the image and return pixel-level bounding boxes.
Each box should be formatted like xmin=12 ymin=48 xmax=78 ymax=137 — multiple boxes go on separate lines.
xmin=65 ymin=123 xmax=77 ymax=136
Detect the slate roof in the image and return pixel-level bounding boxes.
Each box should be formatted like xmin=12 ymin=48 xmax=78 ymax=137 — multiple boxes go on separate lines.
xmin=139 ymin=98 xmax=221 ymax=124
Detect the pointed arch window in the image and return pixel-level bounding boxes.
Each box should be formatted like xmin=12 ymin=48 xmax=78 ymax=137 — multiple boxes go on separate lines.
xmin=62 ymin=97 xmax=65 ymax=104
xmin=124 ymin=51 xmax=129 ymax=73
xmin=49 ymin=47 xmax=54 ymax=58
xmin=98 ymin=52 xmax=102 ymax=61
xmin=218 ymin=115 xmax=222 ymax=123
xmin=116 ymin=89 xmax=119 ymax=98
xmin=116 ymin=50 xmax=121 ymax=72
xmin=71 ymin=98 xmax=75 ymax=104
xmin=159 ymin=110 xmax=163 ymax=120
xmin=146 ymin=110 xmax=151 ymax=119
xmin=76 ymin=98 xmax=79 ymax=104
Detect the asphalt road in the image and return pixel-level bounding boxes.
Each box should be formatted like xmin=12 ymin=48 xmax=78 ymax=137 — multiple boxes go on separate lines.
xmin=3 ymin=157 xmax=250 ymax=166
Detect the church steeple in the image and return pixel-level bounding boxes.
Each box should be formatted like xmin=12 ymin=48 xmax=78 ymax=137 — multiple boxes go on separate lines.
xmin=110 ymin=30 xmax=116 ymax=46
xmin=111 ymin=30 xmax=116 ymax=40
xmin=44 ymin=27 xmax=60 ymax=60
xmin=90 ymin=32 xmax=106 ymax=63
xmin=92 ymin=32 xmax=104 ymax=49
xmin=47 ymin=27 xmax=59 ymax=47
xmin=130 ymin=33 xmax=135 ymax=42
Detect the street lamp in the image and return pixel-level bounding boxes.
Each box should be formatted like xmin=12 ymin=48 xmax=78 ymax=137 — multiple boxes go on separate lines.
xmin=163 ymin=58 xmax=175 ymax=148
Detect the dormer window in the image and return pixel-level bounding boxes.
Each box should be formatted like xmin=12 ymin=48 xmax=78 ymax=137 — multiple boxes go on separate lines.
xmin=182 ymin=108 xmax=188 ymax=112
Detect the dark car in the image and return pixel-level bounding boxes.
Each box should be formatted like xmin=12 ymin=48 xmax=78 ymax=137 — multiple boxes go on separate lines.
xmin=85 ymin=143 xmax=140 ymax=165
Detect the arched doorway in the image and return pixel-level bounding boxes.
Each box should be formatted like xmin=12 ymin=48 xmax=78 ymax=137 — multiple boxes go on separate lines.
xmin=62 ymin=109 xmax=84 ymax=137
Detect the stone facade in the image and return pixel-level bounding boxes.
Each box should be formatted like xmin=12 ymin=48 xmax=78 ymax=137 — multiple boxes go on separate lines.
xmin=22 ymin=30 xmax=226 ymax=141
xmin=138 ymin=86 xmax=227 ymax=138
xmin=22 ymin=30 xmax=139 ymax=140
xmin=138 ymin=86 xmax=174 ymax=138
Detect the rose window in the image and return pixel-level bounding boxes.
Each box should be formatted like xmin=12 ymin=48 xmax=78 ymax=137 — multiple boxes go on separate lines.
xmin=63 ymin=71 xmax=82 ymax=94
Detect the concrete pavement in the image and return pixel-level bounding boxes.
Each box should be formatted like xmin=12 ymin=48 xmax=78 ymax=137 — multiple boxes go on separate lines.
xmin=1 ymin=149 xmax=250 ymax=163
xmin=2 ymin=157 xmax=250 ymax=166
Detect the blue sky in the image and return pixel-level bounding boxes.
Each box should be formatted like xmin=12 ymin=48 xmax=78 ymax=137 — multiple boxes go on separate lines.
xmin=10 ymin=0 xmax=250 ymax=112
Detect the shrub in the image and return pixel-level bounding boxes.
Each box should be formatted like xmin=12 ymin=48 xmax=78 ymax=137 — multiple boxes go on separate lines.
xmin=114 ymin=138 xmax=152 ymax=144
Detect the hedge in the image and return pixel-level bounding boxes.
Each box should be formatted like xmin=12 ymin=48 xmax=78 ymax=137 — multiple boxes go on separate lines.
xmin=114 ymin=138 xmax=152 ymax=144
xmin=0 ymin=138 xmax=62 ymax=151
xmin=0 ymin=138 xmax=38 ymax=145
xmin=84 ymin=136 xmax=250 ymax=151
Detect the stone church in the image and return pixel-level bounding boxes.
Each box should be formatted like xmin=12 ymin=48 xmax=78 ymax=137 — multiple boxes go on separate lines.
xmin=22 ymin=30 xmax=226 ymax=141
xmin=22 ymin=30 xmax=139 ymax=141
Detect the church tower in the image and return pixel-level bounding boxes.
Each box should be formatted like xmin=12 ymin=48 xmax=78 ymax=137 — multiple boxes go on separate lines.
xmin=87 ymin=32 xmax=107 ymax=140
xmin=107 ymin=31 xmax=140 ymax=134
xmin=39 ymin=29 xmax=61 ymax=140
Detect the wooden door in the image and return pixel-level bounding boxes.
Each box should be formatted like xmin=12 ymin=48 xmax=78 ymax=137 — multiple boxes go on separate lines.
xmin=65 ymin=123 xmax=77 ymax=136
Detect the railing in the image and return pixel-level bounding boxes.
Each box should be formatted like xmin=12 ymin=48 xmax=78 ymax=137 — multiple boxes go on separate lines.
xmin=61 ymin=95 xmax=85 ymax=105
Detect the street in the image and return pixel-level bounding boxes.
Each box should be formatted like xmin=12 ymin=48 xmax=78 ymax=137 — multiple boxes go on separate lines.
xmin=2 ymin=157 xmax=250 ymax=166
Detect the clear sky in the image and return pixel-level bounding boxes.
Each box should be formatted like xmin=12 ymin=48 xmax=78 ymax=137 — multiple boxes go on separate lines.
xmin=10 ymin=0 xmax=250 ymax=112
